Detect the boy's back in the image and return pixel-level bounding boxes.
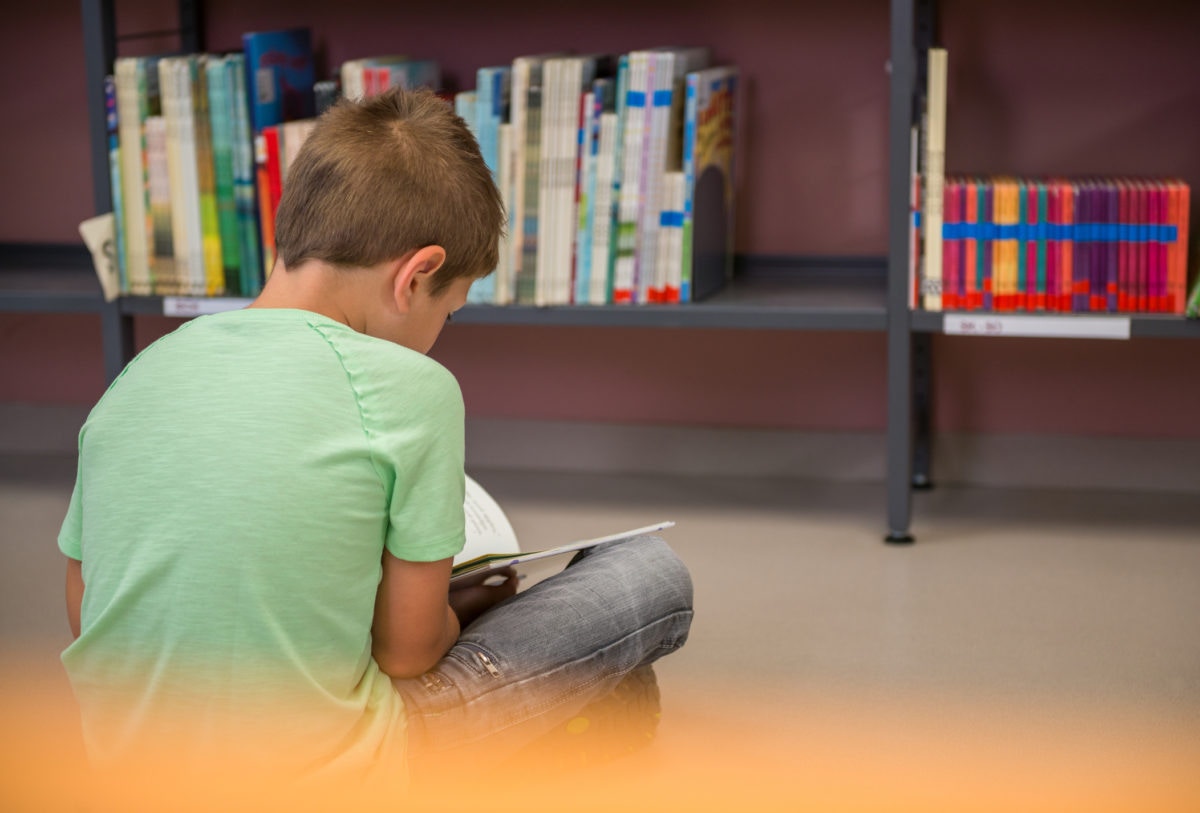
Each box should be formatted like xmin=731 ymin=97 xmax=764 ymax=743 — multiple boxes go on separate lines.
xmin=59 ymin=307 xmax=468 ymax=778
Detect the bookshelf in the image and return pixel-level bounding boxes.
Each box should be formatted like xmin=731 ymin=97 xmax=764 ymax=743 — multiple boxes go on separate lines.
xmin=43 ymin=0 xmax=1196 ymax=543
xmin=885 ymin=0 xmax=1200 ymax=542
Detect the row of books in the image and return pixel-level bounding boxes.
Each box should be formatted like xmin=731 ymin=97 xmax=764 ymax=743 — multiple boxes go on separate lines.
xmin=105 ymin=28 xmax=739 ymax=306
xmin=109 ymin=29 xmax=319 ymax=297
xmin=914 ymin=176 xmax=1192 ymax=314
xmin=452 ymin=52 xmax=737 ymax=306
xmin=911 ymin=47 xmax=1198 ymax=316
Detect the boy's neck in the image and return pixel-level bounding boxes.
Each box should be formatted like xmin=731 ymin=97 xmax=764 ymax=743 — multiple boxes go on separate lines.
xmin=249 ymin=259 xmax=362 ymax=331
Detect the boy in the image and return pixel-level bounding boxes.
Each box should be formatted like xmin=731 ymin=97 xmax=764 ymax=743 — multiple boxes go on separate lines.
xmin=59 ymin=88 xmax=692 ymax=795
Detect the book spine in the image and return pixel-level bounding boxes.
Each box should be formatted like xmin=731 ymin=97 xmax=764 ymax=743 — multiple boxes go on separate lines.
xmin=114 ymin=59 xmax=149 ymax=294
xmin=206 ymin=57 xmax=241 ymax=294
xmin=228 ymin=55 xmax=262 ymax=296
xmin=575 ymin=89 xmax=598 ymax=305
xmin=613 ymin=52 xmax=649 ymax=304
xmin=194 ymin=57 xmax=225 ymax=296
xmin=920 ymin=47 xmax=947 ymax=312
xmin=660 ymin=171 xmax=685 ymax=302
xmin=516 ymin=59 xmax=544 ymax=305
xmin=104 ymin=73 xmax=128 ymax=292
xmin=591 ymin=111 xmax=619 ymax=305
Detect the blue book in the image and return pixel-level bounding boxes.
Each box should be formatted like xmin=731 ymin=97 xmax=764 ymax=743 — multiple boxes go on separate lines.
xmin=468 ymin=66 xmax=511 ymax=304
xmin=241 ymin=27 xmax=316 ymax=134
xmin=227 ymin=55 xmax=263 ymax=295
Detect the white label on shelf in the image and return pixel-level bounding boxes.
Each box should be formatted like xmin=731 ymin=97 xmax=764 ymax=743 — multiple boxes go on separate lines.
xmin=163 ymin=297 xmax=253 ymax=317
xmin=943 ymin=313 xmax=1131 ymax=340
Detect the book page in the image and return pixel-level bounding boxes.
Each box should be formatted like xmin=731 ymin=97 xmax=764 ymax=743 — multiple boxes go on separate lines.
xmin=451 ymin=521 xmax=675 ymax=583
xmin=457 ymin=475 xmax=520 ymax=566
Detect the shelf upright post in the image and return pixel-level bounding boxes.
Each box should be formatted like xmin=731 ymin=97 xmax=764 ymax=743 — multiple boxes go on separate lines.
xmin=885 ymin=0 xmax=918 ymax=543
xmin=82 ymin=0 xmax=132 ymax=384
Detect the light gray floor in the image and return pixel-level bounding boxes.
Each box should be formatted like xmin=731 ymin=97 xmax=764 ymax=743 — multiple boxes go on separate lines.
xmin=2 ymin=453 xmax=1198 ymax=803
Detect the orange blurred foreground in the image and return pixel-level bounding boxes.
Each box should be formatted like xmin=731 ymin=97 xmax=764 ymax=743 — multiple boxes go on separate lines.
xmin=3 ymin=657 xmax=1198 ymax=813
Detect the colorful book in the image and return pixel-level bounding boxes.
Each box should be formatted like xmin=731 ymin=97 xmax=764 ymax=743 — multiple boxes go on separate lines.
xmin=206 ymin=56 xmax=241 ymax=295
xmin=193 ymin=56 xmax=224 ymax=296
xmin=103 ymin=74 xmax=126 ymax=291
xmin=113 ymin=56 xmax=163 ymax=295
xmin=589 ymin=109 xmax=620 ymax=305
xmin=243 ymin=28 xmax=315 ymax=278
xmin=681 ymin=65 xmax=737 ymax=303
xmin=226 ymin=55 xmax=263 ymax=295
xmin=637 ymin=47 xmax=710 ymax=303
xmin=242 ymin=28 xmax=316 ymax=134
xmin=470 ymin=65 xmax=511 ymax=305
xmin=510 ymin=54 xmax=561 ymax=305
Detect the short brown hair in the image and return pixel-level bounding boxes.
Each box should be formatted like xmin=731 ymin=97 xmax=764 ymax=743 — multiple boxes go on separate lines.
xmin=273 ymin=87 xmax=504 ymax=295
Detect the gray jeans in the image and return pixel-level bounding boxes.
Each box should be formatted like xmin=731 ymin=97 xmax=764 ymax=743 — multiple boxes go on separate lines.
xmin=392 ymin=535 xmax=694 ymax=760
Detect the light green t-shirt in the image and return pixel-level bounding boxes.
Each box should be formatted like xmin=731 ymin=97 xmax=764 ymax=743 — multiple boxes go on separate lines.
xmin=58 ymin=308 xmax=466 ymax=784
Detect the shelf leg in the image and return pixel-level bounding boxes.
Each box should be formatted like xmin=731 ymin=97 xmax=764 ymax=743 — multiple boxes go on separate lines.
xmin=885 ymin=0 xmax=917 ymax=544
xmin=100 ymin=301 xmax=134 ymax=385
xmin=912 ymin=332 xmax=933 ymax=490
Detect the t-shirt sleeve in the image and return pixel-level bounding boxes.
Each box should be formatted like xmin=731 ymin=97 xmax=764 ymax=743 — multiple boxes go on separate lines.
xmin=356 ymin=352 xmax=467 ymax=563
xmin=58 ymin=449 xmax=84 ymax=560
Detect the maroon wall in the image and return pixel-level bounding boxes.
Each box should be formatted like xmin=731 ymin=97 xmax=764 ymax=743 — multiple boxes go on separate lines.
xmin=1 ymin=0 xmax=1198 ymax=438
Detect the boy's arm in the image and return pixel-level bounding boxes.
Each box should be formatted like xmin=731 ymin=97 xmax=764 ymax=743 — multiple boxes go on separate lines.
xmin=371 ymin=552 xmax=460 ymax=679
xmin=65 ymin=557 xmax=83 ymax=640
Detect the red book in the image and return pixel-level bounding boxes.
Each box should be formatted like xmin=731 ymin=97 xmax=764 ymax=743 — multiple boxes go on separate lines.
xmin=1169 ymin=180 xmax=1191 ymax=313
xmin=1118 ymin=180 xmax=1130 ymax=312
xmin=964 ymin=180 xmax=979 ymax=310
xmin=1153 ymin=182 xmax=1170 ymax=312
xmin=1026 ymin=182 xmax=1038 ymax=310
xmin=1059 ymin=180 xmax=1074 ymax=312
xmin=942 ymin=179 xmax=958 ymax=310
xmin=1134 ymin=181 xmax=1147 ymax=312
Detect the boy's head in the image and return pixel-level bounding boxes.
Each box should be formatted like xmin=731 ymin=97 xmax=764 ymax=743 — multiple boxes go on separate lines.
xmin=273 ymin=87 xmax=504 ymax=297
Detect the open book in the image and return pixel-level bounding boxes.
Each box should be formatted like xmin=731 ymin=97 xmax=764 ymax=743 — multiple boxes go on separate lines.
xmin=454 ymin=476 xmax=674 ymax=584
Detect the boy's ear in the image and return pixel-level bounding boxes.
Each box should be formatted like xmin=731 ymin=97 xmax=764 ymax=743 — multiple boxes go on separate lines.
xmin=391 ymin=246 xmax=447 ymax=313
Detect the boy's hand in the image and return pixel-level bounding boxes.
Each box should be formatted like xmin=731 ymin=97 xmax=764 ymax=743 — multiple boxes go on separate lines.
xmin=448 ymin=568 xmax=519 ymax=629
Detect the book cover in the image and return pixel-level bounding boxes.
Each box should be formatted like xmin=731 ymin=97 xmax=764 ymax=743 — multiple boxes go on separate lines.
xmin=682 ymin=65 xmax=737 ymax=303
xmin=242 ymin=28 xmax=316 ymax=134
